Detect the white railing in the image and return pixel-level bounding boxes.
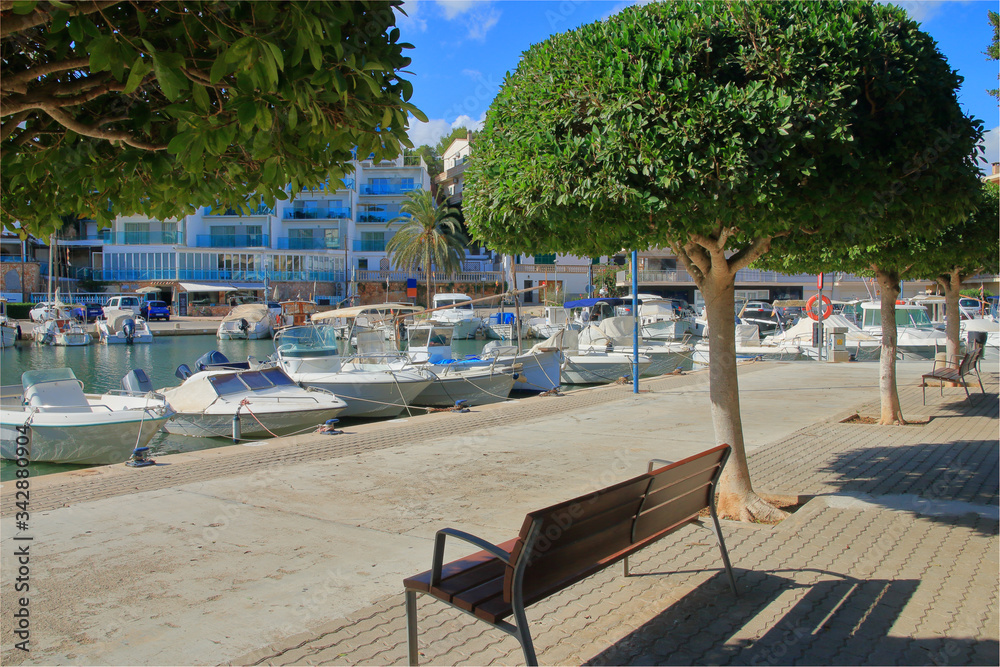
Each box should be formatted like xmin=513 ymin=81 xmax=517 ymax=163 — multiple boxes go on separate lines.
xmin=353 ymin=270 xmax=504 ymax=283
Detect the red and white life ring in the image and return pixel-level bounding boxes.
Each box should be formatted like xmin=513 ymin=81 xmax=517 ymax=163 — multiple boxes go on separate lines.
xmin=806 ymin=294 xmax=833 ymax=321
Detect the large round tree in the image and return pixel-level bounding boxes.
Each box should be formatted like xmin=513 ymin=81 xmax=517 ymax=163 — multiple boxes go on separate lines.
xmin=1 ymin=0 xmax=424 ymax=237
xmin=464 ymin=0 xmax=981 ymax=520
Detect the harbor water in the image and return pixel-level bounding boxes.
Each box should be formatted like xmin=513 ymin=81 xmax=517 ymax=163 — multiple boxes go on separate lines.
xmin=0 ymin=334 xmax=502 ymax=481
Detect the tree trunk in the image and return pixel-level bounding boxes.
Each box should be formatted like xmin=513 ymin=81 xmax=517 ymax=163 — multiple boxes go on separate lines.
xmin=700 ymin=269 xmax=787 ymax=522
xmin=875 ymin=267 xmax=905 ymax=425
xmin=424 ymin=247 xmax=432 ymax=309
xmin=940 ymin=270 xmax=962 ymax=364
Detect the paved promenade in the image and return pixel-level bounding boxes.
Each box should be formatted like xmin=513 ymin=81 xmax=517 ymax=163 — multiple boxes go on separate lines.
xmin=1 ymin=360 xmax=996 ymax=666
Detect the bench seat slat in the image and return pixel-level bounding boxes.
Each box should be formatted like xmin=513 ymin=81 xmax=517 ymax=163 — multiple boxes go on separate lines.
xmin=403 ymin=537 xmax=519 ymax=595
xmin=431 ymin=561 xmax=506 ymax=602
xmin=452 ymin=577 xmax=506 ymax=618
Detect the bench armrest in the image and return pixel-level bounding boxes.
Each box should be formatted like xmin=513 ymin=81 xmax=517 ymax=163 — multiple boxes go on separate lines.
xmin=431 ymin=528 xmax=513 ymax=587
xmin=647 ymin=458 xmax=675 ymax=473
xmin=931 ymin=357 xmax=960 ymax=371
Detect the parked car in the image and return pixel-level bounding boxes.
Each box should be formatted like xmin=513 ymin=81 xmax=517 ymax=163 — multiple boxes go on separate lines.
xmin=141 ymin=300 xmax=170 ymax=321
xmin=104 ymin=295 xmax=142 ymax=316
xmin=85 ymin=303 xmax=104 ymax=322
xmin=29 ymin=301 xmax=54 ymax=322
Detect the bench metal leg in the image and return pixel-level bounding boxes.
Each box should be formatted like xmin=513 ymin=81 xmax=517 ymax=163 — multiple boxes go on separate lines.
xmin=511 ymin=601 xmax=538 ymax=666
xmin=405 ymin=590 xmax=419 ymax=666
xmin=708 ymin=507 xmax=739 ymax=597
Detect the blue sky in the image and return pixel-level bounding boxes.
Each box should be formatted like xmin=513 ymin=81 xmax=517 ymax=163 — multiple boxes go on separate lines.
xmin=395 ymin=0 xmax=999 ymax=170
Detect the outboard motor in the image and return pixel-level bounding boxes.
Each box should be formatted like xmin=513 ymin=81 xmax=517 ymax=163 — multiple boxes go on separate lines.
xmin=238 ymin=318 xmax=251 ymax=336
xmin=175 ymin=364 xmax=193 ymax=380
xmin=196 ymin=350 xmax=230 ymax=371
xmin=968 ymin=330 xmax=987 ymax=350
xmin=122 ymin=317 xmax=136 ymax=345
xmin=122 ymin=368 xmax=153 ymax=394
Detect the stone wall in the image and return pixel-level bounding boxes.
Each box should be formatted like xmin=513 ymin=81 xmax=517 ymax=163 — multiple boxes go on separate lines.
xmin=2 ymin=262 xmax=41 ymax=295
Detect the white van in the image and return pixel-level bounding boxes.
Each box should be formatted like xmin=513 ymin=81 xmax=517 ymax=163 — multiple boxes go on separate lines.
xmin=105 ymin=295 xmax=142 ymax=316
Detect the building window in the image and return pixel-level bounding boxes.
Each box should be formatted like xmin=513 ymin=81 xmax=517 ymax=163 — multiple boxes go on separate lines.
xmin=124 ymin=222 xmax=150 ymax=245
xmin=162 ymin=222 xmax=178 ymax=244
xmin=358 ymin=258 xmax=368 ymax=270
xmin=400 ymin=178 xmax=415 ymax=191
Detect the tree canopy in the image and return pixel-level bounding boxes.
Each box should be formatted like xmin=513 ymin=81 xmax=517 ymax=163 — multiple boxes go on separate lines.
xmin=1 ymin=0 xmax=425 ymax=237
xmin=463 ymin=0 xmax=982 ymax=519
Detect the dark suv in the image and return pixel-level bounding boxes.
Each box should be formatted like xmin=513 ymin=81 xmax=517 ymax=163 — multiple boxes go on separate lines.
xmin=141 ymin=300 xmax=170 ymax=321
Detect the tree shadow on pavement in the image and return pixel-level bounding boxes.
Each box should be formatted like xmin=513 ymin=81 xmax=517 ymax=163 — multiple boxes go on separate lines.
xmin=814 ymin=440 xmax=998 ymax=535
xmin=585 ymin=568 xmax=998 ymax=666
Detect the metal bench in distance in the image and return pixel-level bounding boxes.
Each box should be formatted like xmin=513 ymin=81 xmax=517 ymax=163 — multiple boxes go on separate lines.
xmin=921 ymin=345 xmax=985 ymax=405
xmin=402 ymin=444 xmax=738 ymax=666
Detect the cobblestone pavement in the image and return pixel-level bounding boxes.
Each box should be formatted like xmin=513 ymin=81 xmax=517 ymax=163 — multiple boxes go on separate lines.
xmin=234 ymin=373 xmax=999 ymax=667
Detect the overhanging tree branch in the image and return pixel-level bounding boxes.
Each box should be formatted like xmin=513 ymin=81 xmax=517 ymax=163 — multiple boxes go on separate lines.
xmin=42 ymin=106 xmax=166 ymax=150
xmin=1 ymin=56 xmax=92 ymax=93
xmin=0 ymin=0 xmax=121 ymax=38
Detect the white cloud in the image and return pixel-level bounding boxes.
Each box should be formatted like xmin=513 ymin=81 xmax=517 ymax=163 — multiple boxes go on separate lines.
xmin=407 ymin=117 xmax=452 ymax=146
xmin=396 ymin=0 xmax=427 ymax=33
xmin=451 ymin=113 xmax=485 ymax=132
xmin=436 ymin=0 xmax=478 ymax=20
xmin=406 ymin=112 xmax=486 ymax=148
xmin=978 ymin=126 xmax=999 ymax=173
xmin=881 ymin=1 xmax=947 ymax=23
xmin=465 ymin=5 xmax=500 ymax=41
xmin=461 ymin=68 xmax=482 ymax=79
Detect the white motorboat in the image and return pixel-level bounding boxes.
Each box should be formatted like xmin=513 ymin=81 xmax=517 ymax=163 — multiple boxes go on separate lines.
xmin=577 ymin=317 xmax=692 ymax=376
xmin=525 ymin=305 xmax=577 ymax=340
xmin=274 ymin=325 xmax=434 ymax=419
xmin=217 ymin=303 xmax=274 ymax=340
xmin=96 ymin=309 xmax=154 ymax=345
xmin=32 ymin=316 xmax=92 ymax=346
xmin=430 ymin=293 xmax=481 ymax=339
xmin=413 ymin=363 xmax=516 ymax=407
xmin=692 ymin=324 xmax=809 ymax=365
xmin=312 ymin=303 xmax=422 ymax=342
xmin=0 ymin=368 xmax=173 ymax=465
xmin=851 ymin=301 xmax=950 ymax=359
xmin=406 ymin=322 xmax=563 ymax=393
xmin=0 ymin=297 xmax=17 ymax=348
xmin=561 ymin=348 xmax=652 ymax=385
xmin=161 ymin=363 xmax=346 ymax=438
xmin=765 ymin=313 xmax=881 ymax=361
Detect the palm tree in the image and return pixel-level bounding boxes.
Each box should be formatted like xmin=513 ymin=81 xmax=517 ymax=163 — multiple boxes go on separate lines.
xmin=385 ymin=190 xmax=467 ymax=307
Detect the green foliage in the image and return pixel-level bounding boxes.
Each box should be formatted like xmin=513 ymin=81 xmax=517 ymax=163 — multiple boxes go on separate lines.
xmin=591 ymin=265 xmax=623 ymax=297
xmin=2 ymin=0 xmax=425 ymax=237
xmin=466 ymin=0 xmax=982 ymax=259
xmin=435 ymin=126 xmax=472 ymax=157
xmin=961 ymin=288 xmax=995 ymax=298
xmin=385 ymin=189 xmax=467 ymax=305
xmin=6 ymin=303 xmax=33 ymax=320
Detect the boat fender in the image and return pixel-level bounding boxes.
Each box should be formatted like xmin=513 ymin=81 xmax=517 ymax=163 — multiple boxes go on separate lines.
xmin=126 ymin=446 xmax=156 ymax=468
xmin=453 ymin=399 xmax=470 ymax=413
xmin=232 ymin=408 xmax=242 ymax=443
xmin=806 ymin=294 xmax=832 ymax=321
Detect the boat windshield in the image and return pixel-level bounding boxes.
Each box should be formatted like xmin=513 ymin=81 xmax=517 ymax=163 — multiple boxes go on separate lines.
xmin=862 ymin=307 xmax=935 ymax=328
xmin=208 ymin=368 xmax=297 ymax=395
xmin=409 ymin=327 xmax=453 ymax=347
xmin=22 ymin=368 xmax=78 ymax=391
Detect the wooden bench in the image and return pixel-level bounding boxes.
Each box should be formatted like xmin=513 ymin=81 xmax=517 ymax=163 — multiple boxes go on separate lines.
xmin=921 ymin=345 xmax=985 ymax=405
xmin=402 ymin=444 xmax=737 ymax=666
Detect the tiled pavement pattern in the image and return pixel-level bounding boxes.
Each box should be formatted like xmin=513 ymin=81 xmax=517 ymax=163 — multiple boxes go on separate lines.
xmin=234 ymin=373 xmax=999 ymax=667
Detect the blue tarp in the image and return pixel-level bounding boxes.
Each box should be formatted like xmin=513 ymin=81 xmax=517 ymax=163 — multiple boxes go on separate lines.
xmin=562 ymin=297 xmax=630 ymax=309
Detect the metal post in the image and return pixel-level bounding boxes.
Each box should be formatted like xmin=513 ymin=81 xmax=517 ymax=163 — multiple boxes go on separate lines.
xmin=632 ymin=250 xmax=639 ymax=394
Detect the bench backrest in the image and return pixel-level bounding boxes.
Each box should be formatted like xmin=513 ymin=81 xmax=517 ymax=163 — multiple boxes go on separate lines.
xmin=503 ymin=444 xmax=730 ymax=604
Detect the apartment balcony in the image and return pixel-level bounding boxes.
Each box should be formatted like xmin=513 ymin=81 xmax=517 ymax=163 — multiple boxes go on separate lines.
xmin=353 ymin=240 xmax=387 ymax=252
xmin=105 ymin=231 xmax=183 ymax=245
xmin=275 ymin=237 xmax=342 ymax=250
xmin=360 ymin=155 xmax=423 ymax=168
xmin=203 ymin=205 xmax=274 ymax=216
xmin=359 ymin=184 xmax=422 ymax=196
xmin=615 ymin=268 xmax=820 ymax=285
xmin=356 ymin=211 xmax=408 ymax=223
xmin=353 ymin=269 xmax=503 ymax=284
xmin=194 ymin=234 xmax=270 ymax=248
xmin=282 ymin=208 xmax=351 ymax=220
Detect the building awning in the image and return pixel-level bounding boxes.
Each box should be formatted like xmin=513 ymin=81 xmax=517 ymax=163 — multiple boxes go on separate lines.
xmin=177 ymin=282 xmax=266 ymax=293
xmin=178 ymin=282 xmax=238 ymax=293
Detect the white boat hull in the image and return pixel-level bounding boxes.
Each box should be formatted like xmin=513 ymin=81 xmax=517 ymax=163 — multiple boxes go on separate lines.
xmin=415 ymin=368 xmax=515 ymax=406
xmin=290 ymin=372 xmax=432 ymax=418
xmin=561 ymin=352 xmax=651 ymax=385
xmin=163 ymin=404 xmax=343 ymax=438
xmin=1 ymin=324 xmax=16 ymax=348
xmin=1 ymin=410 xmax=169 ymax=465
xmin=217 ymin=322 xmax=272 ymax=340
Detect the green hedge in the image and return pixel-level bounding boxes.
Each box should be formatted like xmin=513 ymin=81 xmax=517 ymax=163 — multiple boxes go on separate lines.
xmin=5 ymin=303 xmax=33 ymax=320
